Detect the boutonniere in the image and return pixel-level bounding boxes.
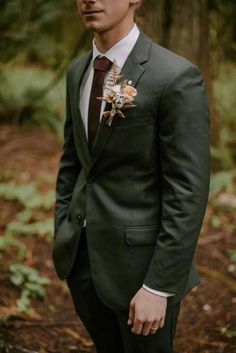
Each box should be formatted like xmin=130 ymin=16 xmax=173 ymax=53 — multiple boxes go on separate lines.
xmin=97 ymin=61 xmax=137 ymax=126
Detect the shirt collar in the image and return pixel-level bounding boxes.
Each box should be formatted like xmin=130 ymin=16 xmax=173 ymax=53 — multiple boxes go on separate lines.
xmin=92 ymin=23 xmax=140 ymax=69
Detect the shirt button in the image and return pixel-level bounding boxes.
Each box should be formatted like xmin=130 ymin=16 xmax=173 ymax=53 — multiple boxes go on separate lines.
xmin=76 ymin=214 xmax=82 ymax=224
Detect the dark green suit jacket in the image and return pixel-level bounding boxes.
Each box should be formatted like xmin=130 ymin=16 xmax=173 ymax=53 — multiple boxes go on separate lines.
xmin=52 ymin=30 xmax=211 ymax=310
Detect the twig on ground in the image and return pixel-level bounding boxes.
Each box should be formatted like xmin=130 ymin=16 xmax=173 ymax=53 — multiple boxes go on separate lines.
xmin=63 ymin=328 xmax=94 ymax=347
xmin=176 ymin=336 xmax=226 ymax=347
xmin=198 ymin=232 xmax=229 ymax=246
xmin=7 ymin=320 xmax=80 ymax=329
xmin=197 ymin=265 xmax=236 ymax=292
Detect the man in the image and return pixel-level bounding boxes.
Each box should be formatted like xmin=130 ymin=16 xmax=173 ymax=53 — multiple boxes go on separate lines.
xmin=52 ymin=0 xmax=211 ymax=352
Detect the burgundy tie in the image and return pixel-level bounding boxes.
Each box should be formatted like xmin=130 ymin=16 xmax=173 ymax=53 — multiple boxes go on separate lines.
xmin=88 ymin=56 xmax=112 ymax=152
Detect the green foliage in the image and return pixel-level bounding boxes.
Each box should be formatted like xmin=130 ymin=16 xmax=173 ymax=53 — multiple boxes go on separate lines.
xmin=214 ymin=64 xmax=236 ymax=122
xmin=0 ymin=181 xmax=54 ymax=242
xmin=0 ymin=0 xmax=90 ymax=136
xmin=0 ymin=182 xmax=55 ymax=210
xmin=0 ymin=180 xmax=53 ymax=313
xmin=0 ymin=234 xmax=26 ymax=259
xmin=0 ymin=0 xmax=84 ymax=65
xmin=212 ymin=64 xmax=236 ymax=170
xmin=16 ymin=295 xmax=32 ymax=314
xmin=210 ymin=0 xmax=236 ymax=59
xmin=220 ymin=326 xmax=236 ymax=338
xmin=9 ymin=263 xmax=51 ymax=313
xmin=209 ymin=170 xmax=236 ymax=197
xmin=0 ymin=67 xmax=65 ymax=136
xmin=227 ymin=249 xmax=236 ymax=262
xmin=10 ymin=264 xmax=50 ymax=287
xmin=0 ymin=336 xmax=11 ymax=352
xmin=6 ymin=218 xmax=53 ymax=240
xmin=210 ymin=215 xmax=221 ymax=229
xmin=16 ymin=209 xmax=33 ymax=223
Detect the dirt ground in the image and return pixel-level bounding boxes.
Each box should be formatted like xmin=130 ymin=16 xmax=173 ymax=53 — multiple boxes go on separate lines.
xmin=0 ymin=123 xmax=235 ymax=353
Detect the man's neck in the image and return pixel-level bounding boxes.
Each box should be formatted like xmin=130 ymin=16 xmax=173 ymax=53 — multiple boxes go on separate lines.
xmin=94 ymin=20 xmax=135 ymax=53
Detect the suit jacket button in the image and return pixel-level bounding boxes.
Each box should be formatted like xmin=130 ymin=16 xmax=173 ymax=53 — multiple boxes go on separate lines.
xmin=76 ymin=214 xmax=82 ymax=224
xmin=87 ymin=178 xmax=93 ymax=184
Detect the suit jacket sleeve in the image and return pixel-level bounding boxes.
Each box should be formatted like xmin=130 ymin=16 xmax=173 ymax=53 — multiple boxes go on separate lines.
xmin=53 ymin=69 xmax=81 ymax=238
xmin=143 ymin=64 xmax=211 ymax=294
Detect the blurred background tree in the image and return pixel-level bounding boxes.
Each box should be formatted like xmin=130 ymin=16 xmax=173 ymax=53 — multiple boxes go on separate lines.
xmin=137 ymin=0 xmax=236 ymax=176
xmin=0 ymin=0 xmax=236 ymax=176
xmin=0 ymin=0 xmax=90 ymax=135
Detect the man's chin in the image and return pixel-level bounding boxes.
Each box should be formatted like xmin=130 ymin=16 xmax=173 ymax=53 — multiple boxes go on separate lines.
xmin=82 ymin=19 xmax=110 ymax=33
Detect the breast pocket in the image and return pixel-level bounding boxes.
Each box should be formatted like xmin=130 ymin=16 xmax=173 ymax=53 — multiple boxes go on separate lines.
xmin=102 ymin=112 xmax=157 ymax=167
xmin=113 ymin=112 xmax=154 ymax=128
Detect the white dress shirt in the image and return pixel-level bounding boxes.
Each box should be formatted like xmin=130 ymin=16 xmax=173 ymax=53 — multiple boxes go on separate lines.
xmin=79 ymin=23 xmax=174 ymax=298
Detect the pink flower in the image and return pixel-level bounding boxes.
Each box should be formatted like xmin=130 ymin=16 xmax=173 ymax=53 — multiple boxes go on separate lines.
xmin=122 ymin=85 xmax=137 ymax=98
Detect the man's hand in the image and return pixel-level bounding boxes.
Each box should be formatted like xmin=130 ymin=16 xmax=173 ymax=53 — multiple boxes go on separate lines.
xmin=127 ymin=287 xmax=167 ymax=335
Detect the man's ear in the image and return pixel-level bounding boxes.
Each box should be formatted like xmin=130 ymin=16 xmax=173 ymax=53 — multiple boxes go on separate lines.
xmin=130 ymin=0 xmax=142 ymax=6
xmin=130 ymin=0 xmax=143 ymax=11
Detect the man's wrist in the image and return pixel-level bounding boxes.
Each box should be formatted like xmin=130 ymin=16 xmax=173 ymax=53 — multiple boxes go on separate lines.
xmin=142 ymin=284 xmax=175 ymax=297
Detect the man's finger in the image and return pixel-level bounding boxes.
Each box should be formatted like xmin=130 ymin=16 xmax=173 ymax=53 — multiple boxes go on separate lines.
xmin=141 ymin=321 xmax=153 ymax=336
xmin=149 ymin=319 xmax=159 ymax=335
xmin=132 ymin=317 xmax=144 ymax=335
xmin=127 ymin=302 xmax=134 ymax=325
xmin=159 ymin=315 xmax=165 ymax=328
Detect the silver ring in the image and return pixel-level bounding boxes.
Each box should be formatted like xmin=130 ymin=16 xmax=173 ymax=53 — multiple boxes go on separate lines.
xmin=150 ymin=327 xmax=158 ymax=331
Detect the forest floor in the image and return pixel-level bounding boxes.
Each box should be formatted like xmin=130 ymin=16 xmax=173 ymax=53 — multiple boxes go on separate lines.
xmin=0 ymin=123 xmax=235 ymax=353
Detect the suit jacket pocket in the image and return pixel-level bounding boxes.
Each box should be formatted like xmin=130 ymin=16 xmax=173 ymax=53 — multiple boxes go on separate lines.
xmin=53 ymin=218 xmax=76 ymax=256
xmin=114 ymin=112 xmax=153 ymax=128
xmin=125 ymin=225 xmax=160 ymax=246
xmin=52 ymin=217 xmax=81 ymax=279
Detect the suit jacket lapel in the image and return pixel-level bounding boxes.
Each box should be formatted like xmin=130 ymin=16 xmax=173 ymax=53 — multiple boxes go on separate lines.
xmin=71 ymin=50 xmax=92 ymax=172
xmin=88 ymin=30 xmax=152 ymax=173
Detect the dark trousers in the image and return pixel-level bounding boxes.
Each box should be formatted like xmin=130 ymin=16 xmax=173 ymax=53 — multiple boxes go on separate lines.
xmin=66 ymin=227 xmax=181 ymax=353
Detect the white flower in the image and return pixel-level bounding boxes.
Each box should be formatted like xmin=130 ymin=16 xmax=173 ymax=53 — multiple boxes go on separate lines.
xmin=113 ymin=96 xmax=125 ymax=109
xmin=112 ymin=84 xmax=121 ymax=93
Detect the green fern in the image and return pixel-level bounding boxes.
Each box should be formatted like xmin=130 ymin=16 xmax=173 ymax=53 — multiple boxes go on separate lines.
xmin=9 ymin=264 xmax=51 ymax=313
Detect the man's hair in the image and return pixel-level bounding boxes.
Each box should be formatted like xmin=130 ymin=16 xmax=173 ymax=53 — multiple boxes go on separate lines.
xmin=135 ymin=0 xmax=145 ymax=12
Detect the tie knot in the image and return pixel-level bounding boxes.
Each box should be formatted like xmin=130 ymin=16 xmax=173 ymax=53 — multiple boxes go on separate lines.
xmin=93 ymin=56 xmax=112 ymax=72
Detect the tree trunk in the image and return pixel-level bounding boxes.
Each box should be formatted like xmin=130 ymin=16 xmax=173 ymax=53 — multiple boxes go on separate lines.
xmin=141 ymin=0 xmax=218 ymax=142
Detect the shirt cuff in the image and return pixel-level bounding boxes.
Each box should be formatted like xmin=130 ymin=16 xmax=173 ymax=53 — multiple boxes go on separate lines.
xmin=142 ymin=284 xmax=175 ymax=297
